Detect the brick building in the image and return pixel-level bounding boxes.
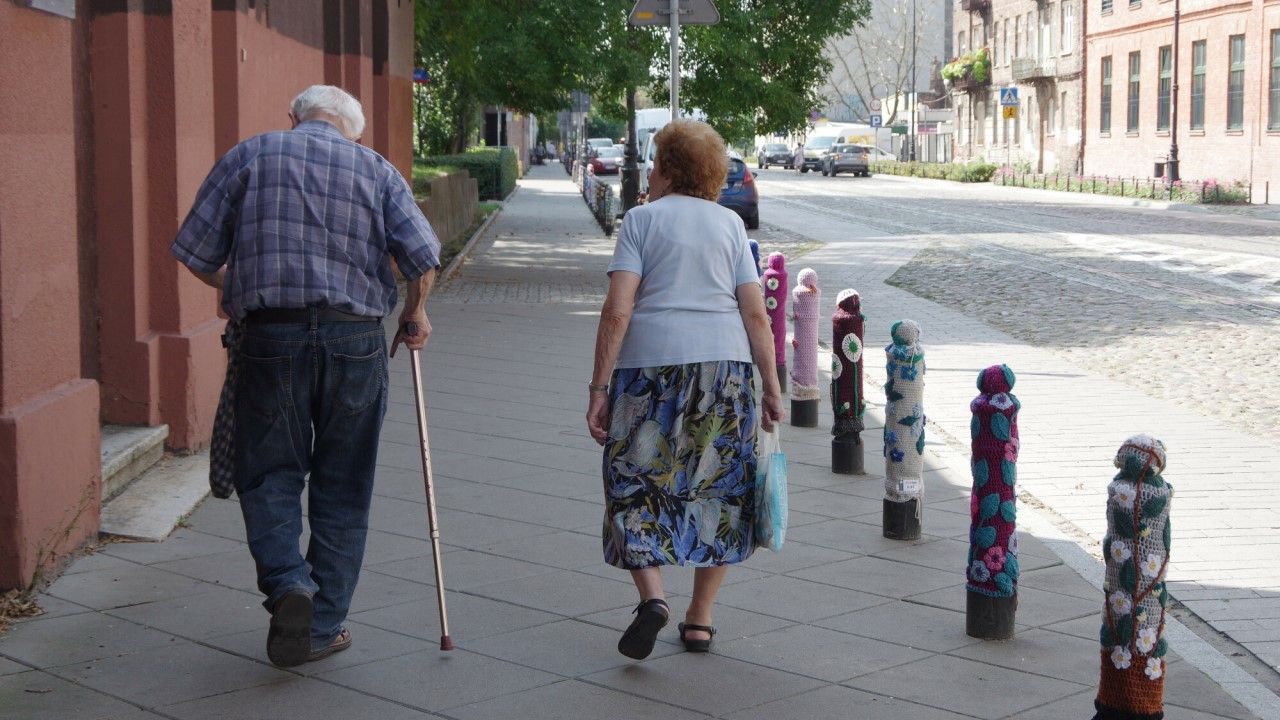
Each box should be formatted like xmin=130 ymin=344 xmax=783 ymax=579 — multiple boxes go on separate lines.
xmin=0 ymin=0 xmax=416 ymax=591
xmin=952 ymin=0 xmax=1085 ymax=173
xmin=1084 ymin=0 xmax=1280 ymax=191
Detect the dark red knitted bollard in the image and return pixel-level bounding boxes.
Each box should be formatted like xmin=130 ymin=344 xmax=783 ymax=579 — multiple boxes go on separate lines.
xmin=830 ymin=289 xmax=866 ymax=474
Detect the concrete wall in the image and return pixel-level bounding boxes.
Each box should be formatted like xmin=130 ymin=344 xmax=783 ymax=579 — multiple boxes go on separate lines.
xmin=1084 ymin=0 xmax=1280 ymax=190
xmin=418 ymin=173 xmax=480 ymax=253
xmin=0 ymin=0 xmax=416 ymax=591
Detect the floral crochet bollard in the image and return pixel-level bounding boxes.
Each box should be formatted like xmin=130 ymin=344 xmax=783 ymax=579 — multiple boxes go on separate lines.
xmin=882 ymin=320 xmax=925 ymax=540
xmin=1093 ymin=435 xmax=1172 ymax=720
xmin=749 ymin=239 xmax=762 ymax=277
xmin=965 ymin=364 xmax=1021 ymax=639
xmin=789 ymin=268 xmax=821 ymax=427
xmin=763 ymin=253 xmax=788 ymax=394
xmin=830 ymin=289 xmax=865 ymax=474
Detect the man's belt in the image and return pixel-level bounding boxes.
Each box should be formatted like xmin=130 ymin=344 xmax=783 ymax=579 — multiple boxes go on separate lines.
xmin=246 ymin=308 xmax=380 ymax=324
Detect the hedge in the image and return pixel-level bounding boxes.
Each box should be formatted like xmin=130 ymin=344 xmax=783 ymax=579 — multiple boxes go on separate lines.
xmin=417 ymin=146 xmax=517 ymax=200
xmin=871 ymin=160 xmax=999 ymax=183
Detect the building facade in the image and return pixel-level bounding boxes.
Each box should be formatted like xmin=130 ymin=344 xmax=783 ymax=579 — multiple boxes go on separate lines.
xmin=1084 ymin=0 xmax=1280 ymax=191
xmin=951 ymin=0 xmax=1084 ymax=173
xmin=0 ymin=0 xmax=415 ymax=591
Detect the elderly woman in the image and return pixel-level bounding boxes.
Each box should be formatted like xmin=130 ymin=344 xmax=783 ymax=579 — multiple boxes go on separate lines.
xmin=587 ymin=120 xmax=785 ymax=660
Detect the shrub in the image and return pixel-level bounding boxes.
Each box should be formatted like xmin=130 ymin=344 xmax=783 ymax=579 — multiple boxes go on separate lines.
xmin=417 ymin=146 xmax=517 ymax=200
xmin=870 ymin=160 xmax=997 ymax=183
xmin=410 ymin=163 xmax=458 ymax=198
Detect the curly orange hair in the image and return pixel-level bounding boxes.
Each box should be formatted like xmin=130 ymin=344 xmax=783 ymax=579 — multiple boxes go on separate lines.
xmin=653 ymin=120 xmax=728 ymax=201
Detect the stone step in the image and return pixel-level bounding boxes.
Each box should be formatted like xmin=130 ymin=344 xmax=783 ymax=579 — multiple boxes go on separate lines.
xmin=99 ymin=452 xmax=210 ymax=542
xmin=100 ymin=424 xmax=168 ymax=502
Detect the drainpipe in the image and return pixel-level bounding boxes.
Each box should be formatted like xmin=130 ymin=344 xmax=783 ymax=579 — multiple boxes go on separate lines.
xmin=1167 ymin=0 xmax=1181 ymax=182
xmin=1078 ymin=0 xmax=1088 ymax=174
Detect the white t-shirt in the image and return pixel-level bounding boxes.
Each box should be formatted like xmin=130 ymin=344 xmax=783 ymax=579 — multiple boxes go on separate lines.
xmin=608 ymin=194 xmax=760 ymax=369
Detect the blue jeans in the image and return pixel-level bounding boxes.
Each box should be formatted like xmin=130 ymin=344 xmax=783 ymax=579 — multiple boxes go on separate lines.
xmin=233 ymin=316 xmax=388 ymax=646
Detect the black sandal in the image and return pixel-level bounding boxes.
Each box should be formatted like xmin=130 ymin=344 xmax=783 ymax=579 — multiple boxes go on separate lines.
xmin=617 ymin=598 xmax=669 ymax=660
xmin=678 ymin=622 xmax=716 ymax=653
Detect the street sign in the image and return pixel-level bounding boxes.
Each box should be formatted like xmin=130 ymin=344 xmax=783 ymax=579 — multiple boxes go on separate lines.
xmin=869 ymin=114 xmax=883 ymax=128
xmin=1003 ymin=106 xmax=1019 ymax=120
xmin=629 ymin=0 xmax=720 ymax=26
xmin=891 ymin=124 xmax=908 ymax=135
xmin=412 ymin=68 xmax=429 ymax=84
xmin=869 ymin=98 xmax=882 ymax=112
xmin=918 ymin=122 xmax=938 ymax=134
xmin=1000 ymin=87 xmax=1020 ymax=106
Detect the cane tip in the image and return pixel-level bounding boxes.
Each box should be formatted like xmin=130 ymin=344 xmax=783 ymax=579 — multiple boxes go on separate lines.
xmin=440 ymin=635 xmax=455 ymax=651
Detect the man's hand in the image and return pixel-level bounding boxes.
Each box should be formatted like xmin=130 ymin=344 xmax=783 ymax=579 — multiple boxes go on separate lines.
xmin=390 ymin=310 xmax=430 ymax=357
xmin=587 ymin=391 xmax=610 ymax=445
xmin=760 ymin=391 xmax=785 ymax=432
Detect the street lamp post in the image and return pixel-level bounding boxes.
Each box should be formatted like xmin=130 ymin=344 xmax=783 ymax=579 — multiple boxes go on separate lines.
xmin=1167 ymin=0 xmax=1181 ymax=182
xmin=669 ymin=0 xmax=680 ymax=118
xmin=622 ymin=87 xmax=639 ymax=212
xmin=910 ymin=0 xmax=917 ymax=161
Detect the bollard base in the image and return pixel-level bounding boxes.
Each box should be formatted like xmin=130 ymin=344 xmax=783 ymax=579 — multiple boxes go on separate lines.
xmin=790 ymin=398 xmax=818 ymax=428
xmin=966 ymin=590 xmax=1017 ymax=640
xmin=776 ymin=364 xmax=787 ymax=394
xmin=882 ymin=498 xmax=921 ymax=540
xmin=831 ymin=434 xmax=864 ymax=475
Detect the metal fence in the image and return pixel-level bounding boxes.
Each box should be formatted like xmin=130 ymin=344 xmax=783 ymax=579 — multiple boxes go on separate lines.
xmin=994 ymin=170 xmax=1256 ymax=205
xmin=574 ymin=162 xmax=617 ymax=235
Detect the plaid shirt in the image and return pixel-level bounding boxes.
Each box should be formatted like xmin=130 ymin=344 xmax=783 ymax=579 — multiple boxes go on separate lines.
xmin=171 ymin=120 xmax=439 ymax=319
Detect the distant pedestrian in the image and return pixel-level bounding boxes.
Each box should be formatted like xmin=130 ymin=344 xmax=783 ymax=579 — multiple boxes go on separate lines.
xmin=793 ymin=143 xmax=804 ymax=172
xmin=587 ymin=119 xmax=785 ymax=660
xmin=171 ymin=85 xmax=440 ymax=668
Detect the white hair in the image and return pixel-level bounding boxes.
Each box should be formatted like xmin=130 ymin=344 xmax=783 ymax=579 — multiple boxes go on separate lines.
xmin=291 ymin=85 xmax=365 ymax=140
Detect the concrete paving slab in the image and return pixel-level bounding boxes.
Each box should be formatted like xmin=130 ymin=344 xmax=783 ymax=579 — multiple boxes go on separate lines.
xmin=0 ymin=656 xmax=28 ymax=676
xmin=907 ymin=583 xmax=1099 ymax=629
xmin=737 ymin=541 xmax=861 ymax=575
xmin=846 ymin=653 xmax=1088 ymax=717
xmin=449 ymin=679 xmax=707 ymax=720
xmin=149 ymin=549 xmax=260 ymax=594
xmin=466 ymin=568 xmax=639 ymax=618
xmin=948 ymin=627 xmax=1102 ymax=686
xmin=465 ymin=528 xmax=605 ymax=570
xmin=717 ymin=622 xmax=933 ymax=682
xmin=577 ymin=602 xmax=796 ymax=644
xmin=0 ymin=610 xmax=181 ymax=667
xmin=465 ymin=618 xmax=683 ymax=676
xmin=814 ymin=599 xmax=983 ymax=653
xmin=159 ymin=675 xmax=439 ymax=720
xmin=724 ymin=684 xmax=973 ymax=720
xmin=789 ymin=555 xmax=960 ymax=599
xmin=203 ymin=619 xmax=433 ymax=675
xmin=0 ymin=671 xmax=147 ymax=720
xmin=315 ymin=647 xmax=559 ymax=712
xmin=104 ymin=584 xmax=263 ymax=639
xmin=717 ymin=575 xmax=889 ymax=623
xmin=182 ymin=497 xmax=248 ymax=542
xmin=366 ymin=547 xmax=552 ymax=590
xmin=784 ymin=517 xmax=941 ymax=555
xmin=350 ymin=592 xmax=559 ymax=643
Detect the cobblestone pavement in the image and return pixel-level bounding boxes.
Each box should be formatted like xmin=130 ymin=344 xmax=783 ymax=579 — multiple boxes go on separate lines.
xmin=752 ymin=167 xmax=1280 ymax=683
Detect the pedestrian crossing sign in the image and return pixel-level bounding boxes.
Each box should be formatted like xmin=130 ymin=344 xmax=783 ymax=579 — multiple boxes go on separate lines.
xmin=1000 ymin=87 xmax=1019 ymax=106
xmin=1003 ymin=106 xmax=1019 ymax=119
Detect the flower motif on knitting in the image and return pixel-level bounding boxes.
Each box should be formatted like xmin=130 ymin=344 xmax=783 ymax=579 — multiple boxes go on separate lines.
xmin=1109 ymin=590 xmax=1133 ymax=616
xmin=890 ymin=448 xmax=905 ymax=462
xmin=969 ymin=560 xmax=991 ymax=583
xmin=885 ymin=401 xmax=897 ymax=418
xmin=841 ymin=335 xmax=863 ymax=363
xmin=1112 ymin=482 xmax=1137 ymax=508
xmin=990 ymin=393 xmax=1015 ymax=411
xmin=1140 ymin=554 xmax=1162 ymax=579
xmin=1136 ymin=627 xmax=1158 ymax=654
xmin=765 ymin=297 xmax=778 ymax=310
xmin=903 ymin=406 xmax=924 ymax=438
xmin=983 ymin=546 xmax=1006 ymax=572
xmin=1110 ymin=646 xmax=1133 ymax=670
xmin=766 ymin=278 xmax=779 ymax=291
xmin=1109 ymin=539 xmax=1132 ymax=564
xmin=1144 ymin=656 xmax=1163 ymax=680
xmin=885 ymin=430 xmax=899 ymax=446
xmin=1003 ymin=437 xmax=1020 ymax=462
xmin=899 ymin=364 xmax=918 ymax=381
xmin=831 ymin=356 xmax=842 ymax=380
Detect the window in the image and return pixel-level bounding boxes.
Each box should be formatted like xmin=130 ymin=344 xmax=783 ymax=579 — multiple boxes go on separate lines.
xmin=1003 ymin=21 xmax=1009 ymax=64
xmin=1102 ymin=0 xmax=1113 ymax=12
xmin=1101 ymin=56 xmax=1113 ymax=133
xmin=977 ymin=101 xmax=986 ymax=146
xmin=1228 ymin=34 xmax=1245 ymax=130
xmin=1127 ymin=52 xmax=1141 ymax=133
xmin=1061 ymin=90 xmax=1068 ymax=135
xmin=1041 ymin=9 xmax=1052 ymax=58
xmin=959 ymin=31 xmax=967 ymax=56
xmin=1270 ymin=31 xmax=1280 ymax=131
xmin=1026 ymin=13 xmax=1034 ymax=59
xmin=1062 ymin=3 xmax=1075 ymax=54
xmin=1048 ymin=93 xmax=1057 ymax=135
xmin=1191 ymin=40 xmax=1206 ymax=130
xmin=1014 ymin=16 xmax=1022 ymax=58
xmin=1157 ymin=45 xmax=1172 ymax=131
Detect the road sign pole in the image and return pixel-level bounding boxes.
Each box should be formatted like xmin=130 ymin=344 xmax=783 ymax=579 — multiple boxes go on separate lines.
xmin=669 ymin=0 xmax=680 ymax=119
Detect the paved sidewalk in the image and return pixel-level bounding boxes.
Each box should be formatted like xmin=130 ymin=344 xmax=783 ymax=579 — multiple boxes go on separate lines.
xmin=0 ymin=165 xmax=1271 ymax=719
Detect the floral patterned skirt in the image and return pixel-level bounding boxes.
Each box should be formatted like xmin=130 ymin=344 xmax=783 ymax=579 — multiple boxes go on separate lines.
xmin=603 ymin=361 xmax=758 ymax=569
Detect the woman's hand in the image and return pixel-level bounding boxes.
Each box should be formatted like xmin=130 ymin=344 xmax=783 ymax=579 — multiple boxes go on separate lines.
xmin=587 ymin=391 xmax=611 ymax=445
xmin=760 ymin=390 xmax=785 ymax=432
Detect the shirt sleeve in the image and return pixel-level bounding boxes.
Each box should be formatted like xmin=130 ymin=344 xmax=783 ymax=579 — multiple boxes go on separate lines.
xmin=170 ymin=144 xmax=247 ymax=273
xmin=733 ymin=221 xmax=760 ymax=287
xmin=383 ymin=167 xmax=441 ymax=280
xmin=607 ymin=211 xmax=643 ymax=275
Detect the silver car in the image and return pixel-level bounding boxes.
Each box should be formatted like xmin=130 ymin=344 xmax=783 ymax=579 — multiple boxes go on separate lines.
xmin=822 ymin=144 xmax=871 ymax=177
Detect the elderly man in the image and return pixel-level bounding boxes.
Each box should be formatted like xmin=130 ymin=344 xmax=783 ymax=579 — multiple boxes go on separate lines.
xmin=171 ymin=85 xmax=440 ymax=667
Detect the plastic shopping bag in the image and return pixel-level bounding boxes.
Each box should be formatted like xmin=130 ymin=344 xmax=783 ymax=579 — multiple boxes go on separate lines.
xmin=754 ymin=427 xmax=788 ymax=552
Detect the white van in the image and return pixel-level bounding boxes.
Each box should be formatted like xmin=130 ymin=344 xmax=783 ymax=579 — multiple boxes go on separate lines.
xmin=800 ymin=123 xmax=871 ymax=173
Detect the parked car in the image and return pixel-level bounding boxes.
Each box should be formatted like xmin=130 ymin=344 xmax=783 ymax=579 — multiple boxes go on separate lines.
xmin=822 ymin=144 xmax=871 ymax=177
xmin=756 ymin=143 xmax=793 ymax=169
xmin=586 ymin=137 xmax=615 ymax=150
xmin=869 ymin=146 xmax=896 ymax=163
xmin=589 ymin=146 xmax=623 ymax=175
xmin=799 ymin=135 xmax=837 ymax=172
xmin=718 ymin=154 xmax=759 ymax=229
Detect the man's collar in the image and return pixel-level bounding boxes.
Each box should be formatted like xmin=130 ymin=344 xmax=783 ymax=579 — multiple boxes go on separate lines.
xmin=295 ymin=119 xmax=343 ymax=137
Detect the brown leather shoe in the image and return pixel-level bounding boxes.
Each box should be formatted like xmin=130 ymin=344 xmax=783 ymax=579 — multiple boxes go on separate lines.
xmin=308 ymin=627 xmax=352 ymax=663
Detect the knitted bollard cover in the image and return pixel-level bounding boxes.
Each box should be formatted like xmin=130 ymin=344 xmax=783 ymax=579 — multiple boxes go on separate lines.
xmin=790 ymin=268 xmax=821 ymax=401
xmin=966 ymin=364 xmax=1021 ymax=598
xmin=749 ymin=240 xmax=762 ymax=277
xmin=1093 ymin=435 xmax=1172 ymax=720
xmin=763 ymin=253 xmax=789 ymax=371
xmin=831 ymin=289 xmax=866 ymax=436
xmin=883 ymin=320 xmax=925 ymax=501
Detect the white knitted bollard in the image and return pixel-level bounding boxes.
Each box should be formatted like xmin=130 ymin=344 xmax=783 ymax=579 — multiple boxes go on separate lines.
xmin=882 ymin=320 xmax=925 ymax=540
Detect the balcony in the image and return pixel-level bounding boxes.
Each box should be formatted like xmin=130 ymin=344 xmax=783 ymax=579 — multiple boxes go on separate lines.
xmin=961 ymin=0 xmax=991 ymax=11
xmin=1012 ymin=56 xmax=1058 ymax=82
xmin=951 ymin=74 xmax=992 ymax=92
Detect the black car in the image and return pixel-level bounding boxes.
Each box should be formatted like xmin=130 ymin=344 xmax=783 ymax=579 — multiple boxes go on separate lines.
xmin=756 ymin=143 xmax=793 ymax=170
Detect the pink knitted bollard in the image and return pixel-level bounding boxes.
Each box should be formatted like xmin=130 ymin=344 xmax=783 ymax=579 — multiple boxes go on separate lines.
xmin=763 ymin=253 xmax=789 ymax=393
xmin=790 ymin=268 xmax=820 ymax=427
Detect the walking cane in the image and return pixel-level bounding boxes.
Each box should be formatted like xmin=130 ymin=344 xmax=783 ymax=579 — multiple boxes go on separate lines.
xmin=393 ymin=321 xmax=454 ymax=651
